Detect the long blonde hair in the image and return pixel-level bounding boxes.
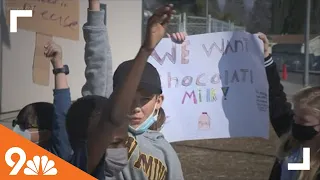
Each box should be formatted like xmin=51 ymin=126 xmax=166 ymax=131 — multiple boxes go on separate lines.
xmin=277 ymin=86 xmax=320 ymax=180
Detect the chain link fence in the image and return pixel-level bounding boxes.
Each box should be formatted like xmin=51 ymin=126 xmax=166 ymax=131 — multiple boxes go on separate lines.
xmin=166 ymin=14 xmax=182 ymax=35
xmin=185 ymin=15 xmax=207 ymax=35
xmin=143 ymin=13 xmax=246 ymax=36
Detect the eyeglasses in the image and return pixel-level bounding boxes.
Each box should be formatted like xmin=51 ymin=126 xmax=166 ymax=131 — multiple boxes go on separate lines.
xmin=12 ymin=119 xmax=38 ymax=129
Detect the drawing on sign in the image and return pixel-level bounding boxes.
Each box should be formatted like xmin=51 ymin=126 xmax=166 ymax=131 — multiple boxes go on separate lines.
xmin=201 ymin=38 xmax=249 ymax=56
xmin=149 ymin=32 xmax=269 ymax=142
xmin=255 ymin=89 xmax=268 ymax=112
xmin=221 ymin=87 xmax=229 ymax=100
xmin=198 ymin=112 xmax=211 ymax=130
xmin=5 ymin=0 xmax=80 ymax=86
xmin=171 ymin=69 xmax=252 ymax=104
xmin=196 ymin=89 xmax=218 ymax=103
xmin=152 ymin=37 xmax=255 ymax=105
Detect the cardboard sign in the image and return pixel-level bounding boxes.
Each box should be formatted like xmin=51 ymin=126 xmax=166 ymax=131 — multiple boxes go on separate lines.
xmin=6 ymin=0 xmax=79 ymax=40
xmin=33 ymin=33 xmax=52 ymax=86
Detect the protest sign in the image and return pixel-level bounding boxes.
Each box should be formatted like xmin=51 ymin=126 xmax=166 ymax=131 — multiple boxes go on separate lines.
xmin=6 ymin=0 xmax=79 ymax=40
xmin=148 ymin=31 xmax=269 ymax=142
xmin=32 ymin=33 xmax=52 ymax=86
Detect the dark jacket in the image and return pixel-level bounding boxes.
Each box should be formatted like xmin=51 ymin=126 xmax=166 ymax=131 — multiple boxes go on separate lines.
xmin=47 ymin=88 xmax=105 ymax=179
xmin=265 ymin=55 xmax=294 ymax=139
xmin=267 ymin=57 xmax=320 ymax=180
xmin=264 ymin=55 xmax=317 ymax=179
xmin=265 ymin=56 xmax=293 ymax=180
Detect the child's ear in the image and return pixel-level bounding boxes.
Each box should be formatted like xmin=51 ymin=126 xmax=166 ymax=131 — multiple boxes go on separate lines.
xmin=156 ymin=95 xmax=164 ymax=109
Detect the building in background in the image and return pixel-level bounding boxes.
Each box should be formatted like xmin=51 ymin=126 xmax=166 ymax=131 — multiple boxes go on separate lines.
xmin=269 ymin=34 xmax=320 ymax=85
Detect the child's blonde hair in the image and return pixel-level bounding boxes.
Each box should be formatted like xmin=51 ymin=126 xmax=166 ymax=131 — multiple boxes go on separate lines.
xmin=277 ymin=86 xmax=320 ymax=180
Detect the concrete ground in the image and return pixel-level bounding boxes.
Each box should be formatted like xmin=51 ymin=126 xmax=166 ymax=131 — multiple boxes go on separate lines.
xmin=0 ymin=80 xmax=305 ymax=179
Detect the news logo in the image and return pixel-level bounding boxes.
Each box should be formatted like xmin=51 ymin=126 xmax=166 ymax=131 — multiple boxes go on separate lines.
xmin=5 ymin=147 xmax=57 ymax=175
xmin=288 ymin=147 xmax=310 ymax=171
xmin=9 ymin=10 xmax=32 ymax=33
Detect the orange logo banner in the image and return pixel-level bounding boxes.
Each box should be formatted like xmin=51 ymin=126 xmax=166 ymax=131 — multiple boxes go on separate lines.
xmin=0 ymin=125 xmax=95 ymax=179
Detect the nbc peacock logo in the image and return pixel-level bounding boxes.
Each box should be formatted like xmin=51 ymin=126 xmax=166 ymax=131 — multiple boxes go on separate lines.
xmin=5 ymin=147 xmax=58 ymax=176
xmin=24 ymin=155 xmax=57 ymax=175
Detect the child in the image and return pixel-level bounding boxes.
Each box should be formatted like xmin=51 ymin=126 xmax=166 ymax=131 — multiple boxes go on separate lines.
xmin=112 ymin=60 xmax=184 ymax=180
xmin=37 ymin=40 xmax=126 ymax=179
xmin=12 ymin=102 xmax=54 ymax=145
xmin=40 ymin=40 xmax=127 ymax=178
xmin=80 ymin=0 xmax=129 ymax=177
xmin=82 ymin=0 xmax=184 ymax=179
xmin=257 ymin=33 xmax=320 ymax=180
xmin=12 ymin=41 xmax=73 ymax=161
xmin=63 ymin=1 xmax=178 ymax=179
xmin=12 ymin=40 xmax=125 ymax=179
xmin=276 ymin=87 xmax=320 ymax=180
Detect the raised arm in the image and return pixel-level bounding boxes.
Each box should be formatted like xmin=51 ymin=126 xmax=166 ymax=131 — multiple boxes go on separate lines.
xmin=258 ymin=33 xmax=294 ymax=137
xmin=82 ymin=0 xmax=113 ymax=98
xmin=44 ymin=41 xmax=72 ymax=160
xmin=265 ymin=55 xmax=293 ymax=137
xmin=86 ymin=4 xmax=176 ymax=173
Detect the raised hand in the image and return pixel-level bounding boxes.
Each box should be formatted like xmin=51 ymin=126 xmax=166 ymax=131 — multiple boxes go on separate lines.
xmin=143 ymin=4 xmax=175 ymax=50
xmin=257 ymin=32 xmax=270 ymax=58
xmin=167 ymin=32 xmax=187 ymax=44
xmin=44 ymin=41 xmax=63 ymax=68
xmin=88 ymin=0 xmax=100 ymax=10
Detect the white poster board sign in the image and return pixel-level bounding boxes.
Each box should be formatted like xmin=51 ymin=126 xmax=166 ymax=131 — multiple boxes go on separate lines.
xmin=148 ymin=31 xmax=269 ymax=142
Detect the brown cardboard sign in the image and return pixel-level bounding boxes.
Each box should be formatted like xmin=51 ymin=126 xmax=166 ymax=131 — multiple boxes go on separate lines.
xmin=6 ymin=0 xmax=79 ymax=40
xmin=33 ymin=33 xmax=52 ymax=86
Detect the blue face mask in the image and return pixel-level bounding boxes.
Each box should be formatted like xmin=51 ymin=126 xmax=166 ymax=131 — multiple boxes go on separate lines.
xmin=129 ymin=105 xmax=159 ymax=135
xmin=12 ymin=125 xmax=48 ymax=144
xmin=13 ymin=125 xmax=32 ymax=140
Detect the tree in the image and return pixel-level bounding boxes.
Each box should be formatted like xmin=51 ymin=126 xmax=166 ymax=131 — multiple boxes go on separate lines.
xmin=246 ymin=0 xmax=272 ymax=33
xmin=194 ymin=0 xmax=206 ymax=16
xmin=270 ymin=0 xmax=320 ymax=34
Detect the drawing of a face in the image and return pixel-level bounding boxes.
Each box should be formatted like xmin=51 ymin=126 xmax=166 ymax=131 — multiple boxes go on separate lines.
xmin=198 ymin=120 xmax=210 ymax=129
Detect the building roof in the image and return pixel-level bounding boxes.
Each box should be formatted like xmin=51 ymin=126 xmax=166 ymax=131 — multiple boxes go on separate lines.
xmin=269 ymin=35 xmax=320 ymax=55
xmin=268 ymin=34 xmax=320 ymax=44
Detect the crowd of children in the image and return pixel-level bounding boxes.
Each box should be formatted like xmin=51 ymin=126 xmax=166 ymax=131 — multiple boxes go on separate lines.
xmin=11 ymin=1 xmax=320 ymax=180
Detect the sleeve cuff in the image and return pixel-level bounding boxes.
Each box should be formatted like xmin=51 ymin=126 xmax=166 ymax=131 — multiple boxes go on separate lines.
xmin=86 ymin=9 xmax=105 ymax=26
xmin=264 ymin=54 xmax=274 ymax=67
xmin=53 ymin=88 xmax=70 ymax=94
